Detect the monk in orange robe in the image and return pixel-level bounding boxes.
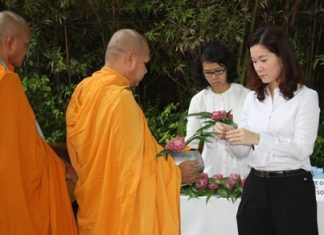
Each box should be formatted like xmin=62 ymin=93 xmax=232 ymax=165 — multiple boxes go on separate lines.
xmin=66 ymin=29 xmax=202 ymax=235
xmin=0 ymin=11 xmax=78 ymax=235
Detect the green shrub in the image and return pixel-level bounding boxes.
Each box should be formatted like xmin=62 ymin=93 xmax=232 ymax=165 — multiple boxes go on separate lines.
xmin=145 ymin=102 xmax=187 ymax=146
xmin=311 ymin=135 xmax=324 ymax=168
xmin=22 ymin=73 xmax=75 ymax=142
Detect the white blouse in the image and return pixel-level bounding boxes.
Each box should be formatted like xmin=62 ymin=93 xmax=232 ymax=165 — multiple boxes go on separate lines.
xmin=186 ymin=83 xmax=250 ymax=176
xmin=230 ymin=85 xmax=320 ymax=171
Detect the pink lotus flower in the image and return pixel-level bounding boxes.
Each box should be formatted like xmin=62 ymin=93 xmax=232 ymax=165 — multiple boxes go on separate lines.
xmin=226 ymin=178 xmax=235 ymax=189
xmin=229 ymin=173 xmax=240 ymax=181
xmin=195 ymin=173 xmax=208 ymax=189
xmin=212 ymin=173 xmax=223 ymax=181
xmin=225 ymin=174 xmax=240 ymax=189
xmin=208 ymin=182 xmax=218 ymax=190
xmin=158 ymin=110 xmax=236 ymax=158
xmin=181 ymin=172 xmax=243 ymax=202
xmin=165 ymin=136 xmax=186 ymax=152
xmin=211 ymin=110 xmax=228 ymax=120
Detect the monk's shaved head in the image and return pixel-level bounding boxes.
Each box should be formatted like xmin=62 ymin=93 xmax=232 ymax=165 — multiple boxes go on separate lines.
xmin=0 ymin=11 xmax=29 ymax=38
xmin=0 ymin=11 xmax=30 ymax=67
xmin=105 ymin=29 xmax=148 ymax=62
xmin=103 ymin=29 xmax=150 ymax=87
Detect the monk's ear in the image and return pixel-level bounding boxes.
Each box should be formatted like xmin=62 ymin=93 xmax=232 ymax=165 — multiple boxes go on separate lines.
xmin=125 ymin=49 xmax=138 ymax=70
xmin=5 ymin=34 xmax=16 ymax=52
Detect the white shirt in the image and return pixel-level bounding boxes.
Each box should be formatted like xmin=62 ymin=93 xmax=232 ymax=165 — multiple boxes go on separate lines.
xmin=231 ymin=85 xmax=320 ymax=171
xmin=186 ymin=83 xmax=250 ymax=176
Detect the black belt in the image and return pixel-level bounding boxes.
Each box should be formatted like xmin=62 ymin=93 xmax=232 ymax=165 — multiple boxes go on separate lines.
xmin=251 ymin=168 xmax=307 ymax=178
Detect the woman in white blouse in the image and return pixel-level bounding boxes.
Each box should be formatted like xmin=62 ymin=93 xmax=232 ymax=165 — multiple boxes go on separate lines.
xmin=215 ymin=26 xmax=319 ymax=235
xmin=186 ymin=42 xmax=250 ymax=177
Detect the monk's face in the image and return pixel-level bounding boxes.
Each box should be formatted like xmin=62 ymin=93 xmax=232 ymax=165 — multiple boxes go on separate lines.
xmin=129 ymin=43 xmax=150 ymax=87
xmin=8 ymin=27 xmax=30 ymax=67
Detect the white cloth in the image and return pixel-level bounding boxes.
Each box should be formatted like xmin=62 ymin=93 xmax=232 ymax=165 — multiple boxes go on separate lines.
xmin=180 ymin=195 xmax=324 ymax=235
xmin=230 ymin=85 xmax=320 ymax=171
xmin=186 ymin=83 xmax=250 ymax=176
xmin=36 ymin=121 xmax=45 ymax=140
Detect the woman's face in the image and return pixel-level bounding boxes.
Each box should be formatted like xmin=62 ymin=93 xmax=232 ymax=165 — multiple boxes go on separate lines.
xmin=202 ymin=61 xmax=229 ymax=93
xmin=250 ymin=44 xmax=282 ymax=89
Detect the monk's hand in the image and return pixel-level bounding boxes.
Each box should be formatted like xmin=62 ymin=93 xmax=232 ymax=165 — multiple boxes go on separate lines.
xmin=225 ymin=128 xmax=260 ymax=145
xmin=64 ymin=161 xmax=78 ymax=184
xmin=179 ymin=159 xmax=202 ymax=185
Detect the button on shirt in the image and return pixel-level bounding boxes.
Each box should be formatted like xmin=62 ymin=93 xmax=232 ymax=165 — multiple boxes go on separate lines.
xmin=231 ymin=85 xmax=320 ymax=171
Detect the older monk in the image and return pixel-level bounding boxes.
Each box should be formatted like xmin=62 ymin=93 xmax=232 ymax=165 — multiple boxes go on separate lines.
xmin=0 ymin=11 xmax=77 ymax=235
xmin=66 ymin=29 xmax=202 ymax=235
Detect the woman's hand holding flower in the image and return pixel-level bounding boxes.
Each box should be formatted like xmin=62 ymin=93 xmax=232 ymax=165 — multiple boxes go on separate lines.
xmin=225 ymin=128 xmax=260 ymax=145
xmin=214 ymin=122 xmax=234 ymax=139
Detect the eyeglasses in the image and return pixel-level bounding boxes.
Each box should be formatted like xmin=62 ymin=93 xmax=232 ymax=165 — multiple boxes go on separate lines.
xmin=203 ymin=68 xmax=226 ymax=78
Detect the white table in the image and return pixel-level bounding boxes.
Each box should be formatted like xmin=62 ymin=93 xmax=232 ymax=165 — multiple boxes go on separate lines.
xmin=180 ymin=196 xmax=324 ymax=235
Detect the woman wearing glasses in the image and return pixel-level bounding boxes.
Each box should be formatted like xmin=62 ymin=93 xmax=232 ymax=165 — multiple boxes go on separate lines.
xmin=186 ymin=42 xmax=250 ymax=177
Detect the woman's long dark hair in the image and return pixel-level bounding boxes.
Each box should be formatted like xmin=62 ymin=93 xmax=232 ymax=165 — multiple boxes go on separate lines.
xmin=248 ymin=25 xmax=304 ymax=101
xmin=194 ymin=42 xmax=237 ymax=91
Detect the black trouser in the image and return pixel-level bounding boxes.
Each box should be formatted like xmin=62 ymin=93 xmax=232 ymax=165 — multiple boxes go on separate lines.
xmin=237 ymin=169 xmax=318 ymax=235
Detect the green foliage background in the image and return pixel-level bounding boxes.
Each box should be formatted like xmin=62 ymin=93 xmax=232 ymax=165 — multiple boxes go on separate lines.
xmin=1 ymin=0 xmax=323 ymax=165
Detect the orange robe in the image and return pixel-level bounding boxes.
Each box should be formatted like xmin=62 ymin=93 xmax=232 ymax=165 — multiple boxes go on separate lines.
xmin=66 ymin=67 xmax=181 ymax=235
xmin=0 ymin=65 xmax=78 ymax=235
